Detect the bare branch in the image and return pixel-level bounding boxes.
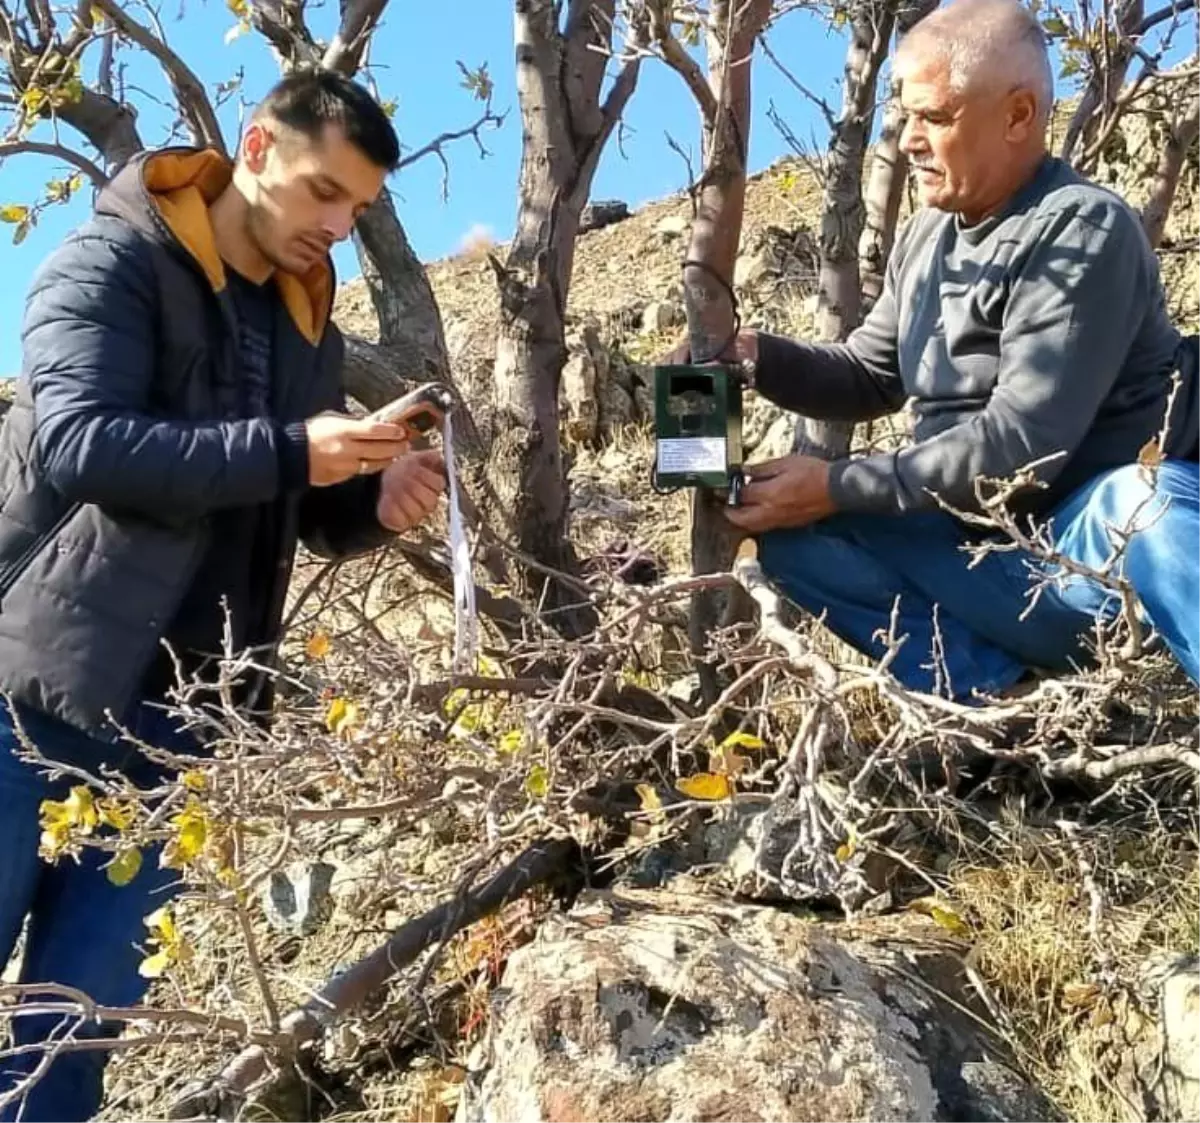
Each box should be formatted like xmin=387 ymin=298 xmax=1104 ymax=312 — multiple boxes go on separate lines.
xmin=758 ymin=32 xmax=836 ymax=131
xmin=322 ymin=0 xmax=387 ymax=74
xmin=92 ymin=0 xmax=223 ymax=151
xmin=395 ymin=101 xmax=507 ymax=201
xmin=1138 ymin=0 xmax=1196 ymax=34
xmin=0 ymin=137 xmax=106 ymax=184
xmin=646 ymin=0 xmax=719 ymax=124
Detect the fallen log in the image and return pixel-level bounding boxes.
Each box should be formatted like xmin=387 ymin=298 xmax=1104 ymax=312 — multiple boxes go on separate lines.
xmin=168 ymin=837 xmax=579 ymax=1121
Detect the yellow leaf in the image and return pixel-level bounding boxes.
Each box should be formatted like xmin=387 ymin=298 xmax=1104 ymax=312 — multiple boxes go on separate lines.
xmin=163 ymin=799 xmax=208 ymax=868
xmin=497 ymin=730 xmax=523 ymax=754
xmin=39 ymin=823 xmax=71 ymax=860
xmin=19 ymin=87 xmax=46 ymax=115
xmin=930 ymin=905 xmax=972 ymax=939
xmin=1137 ymin=438 xmax=1163 ymax=471
xmin=181 ymin=770 xmax=207 ymax=792
xmin=137 ymin=948 xmax=172 ymax=978
xmin=675 ymin=772 xmax=731 ymax=801
xmin=719 ymin=731 xmax=765 ymax=752
xmin=1062 ymin=981 xmax=1101 ymax=1008
xmin=324 ymin=697 xmax=360 ymax=735
xmin=0 ymin=204 xmax=30 ymax=224
xmin=106 ymin=847 xmax=143 ymax=886
xmin=98 ymin=799 xmax=135 ymax=830
xmin=305 ymin=630 xmax=331 ymax=659
xmin=908 ymin=895 xmax=972 ymax=937
xmin=63 ymin=786 xmax=99 ymax=830
xmin=144 ymin=906 xmax=176 ymax=944
xmin=835 ymin=839 xmax=857 ymax=863
xmin=636 ymin=782 xmax=663 ymax=816
xmin=226 ymin=0 xmax=248 ymax=15
xmin=524 ymin=764 xmax=549 ymax=799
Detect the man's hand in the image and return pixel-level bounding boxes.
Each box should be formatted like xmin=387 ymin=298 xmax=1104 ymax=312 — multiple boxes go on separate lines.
xmin=724 ymin=454 xmax=836 ymax=534
xmin=376 ymin=449 xmax=446 ymax=533
xmin=306 ymin=413 xmax=411 ymax=486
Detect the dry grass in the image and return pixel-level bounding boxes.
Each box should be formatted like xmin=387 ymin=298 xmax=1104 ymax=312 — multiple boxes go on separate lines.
xmin=946 ymin=807 xmax=1200 ymax=1122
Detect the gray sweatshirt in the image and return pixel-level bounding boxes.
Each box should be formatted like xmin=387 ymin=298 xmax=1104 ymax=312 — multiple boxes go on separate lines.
xmin=754 ymin=155 xmax=1197 ymax=519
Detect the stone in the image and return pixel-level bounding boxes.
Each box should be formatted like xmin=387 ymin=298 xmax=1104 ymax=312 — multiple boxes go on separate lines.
xmin=654 ymin=215 xmax=689 ymax=240
xmin=580 ymin=200 xmax=631 ymax=234
xmin=458 ymin=888 xmax=1055 ymax=1123
xmin=1118 ymin=952 xmax=1200 ymax=1121
xmin=561 ymin=323 xmax=608 ymax=444
xmin=262 ymin=861 xmax=336 ymax=936
xmin=640 ymin=300 xmax=684 ymax=334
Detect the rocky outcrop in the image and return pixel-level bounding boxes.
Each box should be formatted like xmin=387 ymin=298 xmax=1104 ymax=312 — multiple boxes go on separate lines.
xmin=459 ymin=887 xmax=1056 ymax=1123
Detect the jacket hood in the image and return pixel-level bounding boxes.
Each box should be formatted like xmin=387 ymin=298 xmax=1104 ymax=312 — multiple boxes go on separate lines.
xmin=95 ymin=146 xmax=333 ymax=344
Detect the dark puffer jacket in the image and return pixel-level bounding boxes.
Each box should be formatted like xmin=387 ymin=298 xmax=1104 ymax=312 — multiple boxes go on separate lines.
xmin=0 ymin=146 xmax=392 ymax=740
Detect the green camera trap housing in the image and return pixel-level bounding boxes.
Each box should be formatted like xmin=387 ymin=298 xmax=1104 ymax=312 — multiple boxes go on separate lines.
xmin=653 ymin=363 xmax=744 ymax=499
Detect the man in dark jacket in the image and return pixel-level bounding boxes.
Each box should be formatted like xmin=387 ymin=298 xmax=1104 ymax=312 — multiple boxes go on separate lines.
xmin=0 ymin=70 xmax=446 ymax=1120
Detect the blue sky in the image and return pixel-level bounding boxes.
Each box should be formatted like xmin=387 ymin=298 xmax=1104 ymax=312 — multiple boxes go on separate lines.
xmin=0 ymin=3 xmax=858 ymax=374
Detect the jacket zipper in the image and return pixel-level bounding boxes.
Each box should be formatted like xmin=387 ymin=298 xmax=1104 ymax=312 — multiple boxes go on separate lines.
xmin=0 ymin=501 xmax=81 ymax=601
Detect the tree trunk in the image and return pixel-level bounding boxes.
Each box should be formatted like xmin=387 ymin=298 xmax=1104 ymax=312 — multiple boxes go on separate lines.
xmin=347 ymin=192 xmax=479 ymax=442
xmin=794 ymin=0 xmax=896 ymax=462
xmin=1059 ymin=0 xmax=1143 ymax=172
xmin=1140 ymin=99 xmax=1199 ymax=249
xmin=56 ymin=90 xmax=144 ymax=170
xmin=671 ymin=0 xmax=771 ymax=704
xmin=857 ymin=98 xmax=906 ymax=313
xmin=858 ymin=0 xmax=936 ymax=312
xmin=486 ymin=0 xmax=638 ymax=631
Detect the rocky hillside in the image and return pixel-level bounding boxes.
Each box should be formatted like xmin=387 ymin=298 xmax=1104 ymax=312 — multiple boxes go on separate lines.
xmin=22 ymin=137 xmax=1196 ymax=1123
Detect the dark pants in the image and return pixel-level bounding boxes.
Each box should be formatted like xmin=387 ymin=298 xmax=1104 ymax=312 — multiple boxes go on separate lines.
xmin=0 ymin=702 xmax=192 ymax=1122
xmin=759 ymin=461 xmax=1200 ymax=698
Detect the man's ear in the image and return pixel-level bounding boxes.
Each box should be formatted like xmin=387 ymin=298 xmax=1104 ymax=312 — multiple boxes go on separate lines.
xmin=240 ymin=123 xmax=273 ymax=174
xmin=1005 ymin=87 xmax=1040 ymax=142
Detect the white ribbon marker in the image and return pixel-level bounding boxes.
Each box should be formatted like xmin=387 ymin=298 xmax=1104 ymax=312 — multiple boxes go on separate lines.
xmin=442 ymin=410 xmax=478 ymax=674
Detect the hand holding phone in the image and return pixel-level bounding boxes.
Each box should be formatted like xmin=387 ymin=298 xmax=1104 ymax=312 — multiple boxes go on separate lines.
xmin=367 ymin=382 xmax=456 ymax=438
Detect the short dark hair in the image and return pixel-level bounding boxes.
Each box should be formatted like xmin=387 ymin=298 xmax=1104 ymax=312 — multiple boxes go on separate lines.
xmin=253 ymin=69 xmax=400 ymax=171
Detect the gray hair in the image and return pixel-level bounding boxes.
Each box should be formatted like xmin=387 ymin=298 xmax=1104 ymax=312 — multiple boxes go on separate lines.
xmin=894 ymin=0 xmax=1055 ymax=117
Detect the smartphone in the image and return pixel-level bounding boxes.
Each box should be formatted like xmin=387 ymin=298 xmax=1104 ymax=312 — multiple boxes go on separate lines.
xmin=367 ymin=382 xmax=455 ymax=436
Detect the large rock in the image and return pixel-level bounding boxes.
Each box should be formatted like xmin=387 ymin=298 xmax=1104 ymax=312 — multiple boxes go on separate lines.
xmin=459 ymin=887 xmax=1055 ymax=1123
xmin=580 ymin=200 xmax=631 ymax=234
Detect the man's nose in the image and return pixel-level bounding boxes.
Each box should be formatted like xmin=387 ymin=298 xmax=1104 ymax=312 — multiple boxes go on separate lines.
xmin=899 ymin=114 xmax=920 ymax=154
xmin=322 ymin=207 xmax=356 ymax=243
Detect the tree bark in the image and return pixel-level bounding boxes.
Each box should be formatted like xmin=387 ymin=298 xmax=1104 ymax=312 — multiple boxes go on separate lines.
xmin=1140 ymin=98 xmax=1199 ymax=249
xmin=858 ymin=0 xmax=936 ymax=312
xmin=794 ymin=0 xmax=896 ymax=462
xmin=351 ymin=193 xmax=457 ymax=393
xmin=1059 ymin=0 xmax=1143 ymax=172
xmin=660 ymin=0 xmax=771 ymax=704
xmin=486 ymin=0 xmax=639 ymax=631
xmin=51 ymin=89 xmax=144 ymax=170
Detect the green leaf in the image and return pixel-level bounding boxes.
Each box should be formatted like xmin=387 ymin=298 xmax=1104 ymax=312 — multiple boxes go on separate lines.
xmin=1042 ymin=15 xmax=1068 ymax=35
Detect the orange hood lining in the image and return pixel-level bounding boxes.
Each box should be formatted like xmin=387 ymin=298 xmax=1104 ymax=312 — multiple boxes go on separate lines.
xmin=141 ymin=149 xmax=333 ymax=345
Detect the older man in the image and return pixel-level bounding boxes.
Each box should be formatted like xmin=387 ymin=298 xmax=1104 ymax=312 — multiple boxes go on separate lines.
xmin=723 ymin=0 xmax=1198 ymax=697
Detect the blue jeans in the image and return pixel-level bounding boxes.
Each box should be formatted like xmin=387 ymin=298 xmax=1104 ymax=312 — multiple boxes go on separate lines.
xmin=0 ymin=701 xmax=194 ymax=1122
xmin=759 ymin=461 xmax=1200 ymax=699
